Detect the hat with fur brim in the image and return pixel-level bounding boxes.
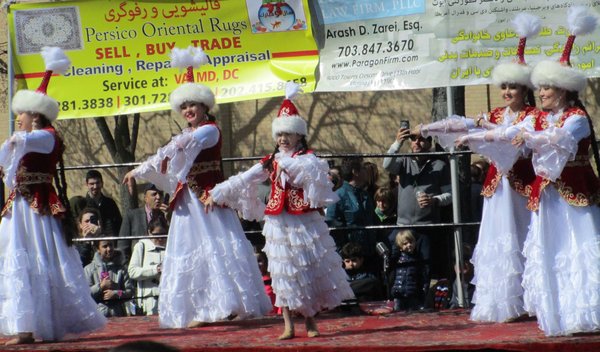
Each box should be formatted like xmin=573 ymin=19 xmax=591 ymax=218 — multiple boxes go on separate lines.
xmin=168 ymin=46 xmax=216 ymax=113
xmin=271 ymin=82 xmax=307 ymax=140
xmin=11 ymin=46 xmax=70 ymax=121
xmin=530 ymin=6 xmax=596 ymax=92
xmin=531 ymin=60 xmax=587 ymax=92
xmin=491 ymin=13 xmax=540 ymax=88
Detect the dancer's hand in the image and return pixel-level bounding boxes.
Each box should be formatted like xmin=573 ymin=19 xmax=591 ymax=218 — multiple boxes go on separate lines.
xmin=511 ymin=129 xmax=525 ymax=147
xmin=204 ymin=195 xmax=215 ymax=213
xmin=122 ymin=171 xmax=136 ymax=195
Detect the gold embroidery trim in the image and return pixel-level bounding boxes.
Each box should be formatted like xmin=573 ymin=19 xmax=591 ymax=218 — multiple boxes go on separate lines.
xmin=481 ymin=172 xmax=501 ymax=198
xmin=16 ymin=172 xmax=53 ymax=185
xmin=188 ymin=160 xmax=221 ymax=176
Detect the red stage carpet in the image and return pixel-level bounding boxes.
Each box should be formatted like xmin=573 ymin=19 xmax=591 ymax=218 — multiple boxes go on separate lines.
xmin=1 ymin=307 xmax=600 ymax=351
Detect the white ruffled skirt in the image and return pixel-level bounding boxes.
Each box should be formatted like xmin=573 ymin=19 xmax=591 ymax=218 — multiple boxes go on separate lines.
xmin=158 ymin=187 xmax=272 ymax=328
xmin=0 ymin=195 xmax=106 ymax=341
xmin=523 ymin=186 xmax=600 ymax=336
xmin=470 ymin=177 xmax=530 ymax=322
xmin=263 ymin=210 xmax=354 ymax=317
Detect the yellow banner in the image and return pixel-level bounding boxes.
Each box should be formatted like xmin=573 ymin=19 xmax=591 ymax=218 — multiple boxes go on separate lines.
xmin=8 ymin=0 xmax=318 ymax=119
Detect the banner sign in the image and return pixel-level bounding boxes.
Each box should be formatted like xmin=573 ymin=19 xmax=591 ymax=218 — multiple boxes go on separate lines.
xmin=315 ymin=0 xmax=600 ymax=92
xmin=8 ymin=0 xmax=318 ymax=119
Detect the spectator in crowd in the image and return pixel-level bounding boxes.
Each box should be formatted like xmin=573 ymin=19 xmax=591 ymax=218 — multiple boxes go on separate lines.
xmin=382 ymin=126 xmax=452 ymax=290
xmin=71 ymin=169 xmax=122 ymax=236
xmin=340 ymin=242 xmax=383 ymax=302
xmin=118 ymin=183 xmax=168 ymax=262
xmin=448 ymin=244 xmax=475 ymax=309
xmin=389 ymin=230 xmax=428 ymax=311
xmin=75 ymin=207 xmax=102 ymax=266
xmin=363 ymin=161 xmax=379 ymax=198
xmin=373 ymin=187 xmax=397 ymax=234
xmin=84 ymin=240 xmax=134 ymax=317
xmin=328 ymin=165 xmax=343 ymax=192
xmin=128 ymin=215 xmax=168 ymax=316
xmin=326 ymin=158 xmax=376 ymax=255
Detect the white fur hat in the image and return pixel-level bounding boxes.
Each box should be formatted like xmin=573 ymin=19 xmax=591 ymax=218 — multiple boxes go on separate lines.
xmin=11 ymin=46 xmax=70 ymax=121
xmin=491 ymin=62 xmax=533 ymax=88
xmin=271 ymin=82 xmax=307 ymax=140
xmin=170 ymin=83 xmax=215 ymax=113
xmin=530 ymin=6 xmax=596 ymax=92
xmin=530 ymin=60 xmax=587 ymax=92
xmin=12 ymin=90 xmax=60 ymax=122
xmin=168 ymin=46 xmax=216 ymax=113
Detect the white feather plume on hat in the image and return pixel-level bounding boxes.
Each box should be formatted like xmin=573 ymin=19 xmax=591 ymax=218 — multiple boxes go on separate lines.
xmin=531 ymin=6 xmax=597 ymax=92
xmin=12 ymin=46 xmax=71 ymax=122
xmin=491 ymin=13 xmax=541 ymax=88
xmin=169 ymin=46 xmax=215 ymax=113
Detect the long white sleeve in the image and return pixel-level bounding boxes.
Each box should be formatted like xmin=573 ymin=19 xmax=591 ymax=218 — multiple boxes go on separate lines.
xmin=0 ymin=130 xmax=54 ymax=190
xmin=523 ymin=114 xmax=587 ymax=181
xmin=210 ymin=163 xmax=269 ymax=221
xmin=132 ymin=126 xmax=220 ymax=194
xmin=277 ymin=153 xmax=339 ymax=208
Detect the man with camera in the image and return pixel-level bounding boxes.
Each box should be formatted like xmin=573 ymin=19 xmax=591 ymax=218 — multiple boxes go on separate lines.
xmin=382 ymin=121 xmax=452 ymax=305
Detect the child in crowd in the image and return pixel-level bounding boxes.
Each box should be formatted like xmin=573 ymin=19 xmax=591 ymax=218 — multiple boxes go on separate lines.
xmin=255 ymin=250 xmax=280 ymax=315
xmin=128 ymin=216 xmax=168 ymax=316
xmin=340 ymin=242 xmax=383 ymax=302
xmin=390 ymin=230 xmax=427 ymax=311
xmin=374 ymin=187 xmax=397 ymax=226
xmin=84 ymin=240 xmax=134 ymax=317
xmin=210 ymin=82 xmax=354 ymax=339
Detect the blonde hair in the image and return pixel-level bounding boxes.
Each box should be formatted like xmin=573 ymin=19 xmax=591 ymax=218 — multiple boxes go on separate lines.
xmin=395 ymin=230 xmax=416 ymax=249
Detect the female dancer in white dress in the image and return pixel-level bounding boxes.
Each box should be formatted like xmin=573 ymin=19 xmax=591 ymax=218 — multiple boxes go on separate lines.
xmin=123 ymin=47 xmax=271 ymax=329
xmin=420 ymin=13 xmax=541 ymax=323
xmin=0 ymin=47 xmax=106 ymax=345
xmin=515 ymin=7 xmax=600 ymax=335
xmin=209 ymin=83 xmax=354 ymax=339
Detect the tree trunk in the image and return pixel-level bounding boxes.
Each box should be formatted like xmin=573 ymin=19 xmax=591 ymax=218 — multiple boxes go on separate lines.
xmin=94 ymin=114 xmax=140 ymax=211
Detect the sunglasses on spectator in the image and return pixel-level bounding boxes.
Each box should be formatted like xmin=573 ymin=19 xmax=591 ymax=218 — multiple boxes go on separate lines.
xmin=408 ymin=134 xmax=425 ymax=142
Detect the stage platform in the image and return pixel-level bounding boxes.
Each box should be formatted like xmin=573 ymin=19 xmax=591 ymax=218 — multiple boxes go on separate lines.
xmin=1 ymin=306 xmax=600 ymax=351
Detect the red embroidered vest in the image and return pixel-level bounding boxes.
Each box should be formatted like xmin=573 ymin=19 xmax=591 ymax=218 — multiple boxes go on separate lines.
xmin=263 ymin=150 xmax=316 ymax=215
xmin=481 ymin=105 xmax=539 ymax=198
xmin=2 ymin=126 xmax=66 ymax=217
xmin=171 ymin=122 xmax=225 ymax=207
xmin=527 ymin=107 xmax=600 ymax=211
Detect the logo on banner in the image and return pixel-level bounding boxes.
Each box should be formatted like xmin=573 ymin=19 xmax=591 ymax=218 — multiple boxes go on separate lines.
xmin=13 ymin=7 xmax=83 ymax=54
xmin=247 ymin=0 xmax=306 ymax=33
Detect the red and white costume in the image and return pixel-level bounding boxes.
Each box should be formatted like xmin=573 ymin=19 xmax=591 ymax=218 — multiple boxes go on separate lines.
xmin=132 ymin=122 xmax=272 ymax=328
xmin=521 ymin=107 xmax=600 ymax=335
xmin=0 ymin=127 xmax=106 ymax=341
xmin=465 ymin=105 xmax=539 ymax=323
xmin=211 ymin=149 xmax=354 ymax=317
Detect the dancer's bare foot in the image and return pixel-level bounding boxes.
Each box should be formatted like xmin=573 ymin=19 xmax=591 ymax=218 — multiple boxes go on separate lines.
xmin=305 ymin=317 xmax=320 ymax=338
xmin=277 ymin=328 xmax=295 ymax=340
xmin=187 ymin=320 xmax=208 ymax=328
xmin=5 ymin=333 xmax=34 ymax=345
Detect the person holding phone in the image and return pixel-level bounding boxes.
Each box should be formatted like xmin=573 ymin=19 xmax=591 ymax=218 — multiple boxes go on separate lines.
xmin=75 ymin=207 xmax=103 ymax=266
xmin=382 ymin=119 xmax=452 ymax=304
